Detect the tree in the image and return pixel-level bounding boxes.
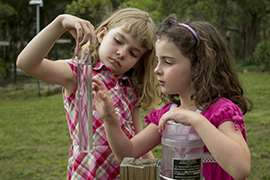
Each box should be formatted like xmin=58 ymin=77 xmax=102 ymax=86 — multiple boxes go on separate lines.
xmin=232 ymin=0 xmax=270 ymax=60
xmin=155 ymin=0 xmax=270 ymax=61
xmin=1 ymin=0 xmax=270 ymax=85
xmin=65 ymin=0 xmax=113 ymax=26
xmin=0 ymin=0 xmax=35 ymax=83
xmin=0 ymin=0 xmax=73 ymax=84
xmin=118 ymin=0 xmax=162 ymax=22
xmin=0 ymin=2 xmax=16 ymax=81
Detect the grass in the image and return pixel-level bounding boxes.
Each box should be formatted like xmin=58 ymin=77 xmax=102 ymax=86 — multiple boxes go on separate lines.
xmin=239 ymin=73 xmax=270 ymax=180
xmin=0 ymin=72 xmax=270 ymax=179
xmin=0 ymin=94 xmax=69 ymax=180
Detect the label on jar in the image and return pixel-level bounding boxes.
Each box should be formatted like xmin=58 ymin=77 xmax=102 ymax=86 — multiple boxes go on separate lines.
xmin=172 ymin=158 xmax=202 ymax=180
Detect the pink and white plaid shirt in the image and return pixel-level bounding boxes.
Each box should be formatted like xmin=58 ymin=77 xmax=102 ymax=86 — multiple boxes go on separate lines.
xmin=63 ymin=59 xmax=139 ymax=180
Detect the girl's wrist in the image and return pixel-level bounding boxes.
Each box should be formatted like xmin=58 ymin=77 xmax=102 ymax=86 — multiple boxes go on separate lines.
xmin=103 ymin=112 xmax=119 ymax=125
xmin=189 ymin=113 xmax=206 ymax=128
xmin=53 ymin=15 xmax=67 ymax=34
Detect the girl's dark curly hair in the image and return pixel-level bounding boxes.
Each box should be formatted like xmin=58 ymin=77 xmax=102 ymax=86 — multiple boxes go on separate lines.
xmin=157 ymin=14 xmax=253 ymax=114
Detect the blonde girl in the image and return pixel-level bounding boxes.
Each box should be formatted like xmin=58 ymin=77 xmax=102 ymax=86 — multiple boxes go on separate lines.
xmin=17 ymin=8 xmax=159 ymax=180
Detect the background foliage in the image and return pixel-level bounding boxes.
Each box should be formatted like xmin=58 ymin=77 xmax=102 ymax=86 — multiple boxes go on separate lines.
xmin=0 ymin=0 xmax=270 ymax=179
xmin=0 ymin=0 xmax=270 ymax=84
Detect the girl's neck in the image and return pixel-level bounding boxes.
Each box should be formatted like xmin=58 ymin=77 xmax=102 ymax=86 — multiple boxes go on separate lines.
xmin=179 ymin=96 xmax=197 ymax=111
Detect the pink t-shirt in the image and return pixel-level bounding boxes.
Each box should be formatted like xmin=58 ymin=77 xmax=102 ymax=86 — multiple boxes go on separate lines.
xmin=63 ymin=59 xmax=139 ymax=180
xmin=145 ymin=98 xmax=247 ymax=180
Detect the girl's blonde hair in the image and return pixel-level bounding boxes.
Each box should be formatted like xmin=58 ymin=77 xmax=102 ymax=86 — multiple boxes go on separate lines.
xmin=83 ymin=8 xmax=159 ymax=110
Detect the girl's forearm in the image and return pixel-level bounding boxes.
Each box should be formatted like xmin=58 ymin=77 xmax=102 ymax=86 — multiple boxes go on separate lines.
xmin=103 ymin=115 xmax=134 ymax=162
xmin=192 ymin=118 xmax=250 ymax=179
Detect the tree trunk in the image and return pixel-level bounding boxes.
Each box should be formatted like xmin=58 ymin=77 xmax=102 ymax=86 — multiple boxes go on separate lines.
xmin=229 ymin=19 xmax=236 ymax=57
xmin=238 ymin=12 xmax=261 ymax=60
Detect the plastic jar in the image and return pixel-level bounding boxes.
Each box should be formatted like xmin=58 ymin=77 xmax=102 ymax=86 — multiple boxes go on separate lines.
xmin=160 ymin=121 xmax=204 ymax=180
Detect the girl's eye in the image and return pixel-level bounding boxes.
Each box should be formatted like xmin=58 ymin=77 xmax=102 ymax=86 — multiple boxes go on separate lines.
xmin=165 ymin=61 xmax=173 ymax=65
xmin=114 ymin=38 xmax=122 ymax=45
xmin=130 ymin=51 xmax=137 ymax=58
xmin=155 ymin=57 xmax=159 ymax=63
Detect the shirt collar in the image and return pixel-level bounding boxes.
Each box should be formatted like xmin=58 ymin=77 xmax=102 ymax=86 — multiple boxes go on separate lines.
xmin=93 ymin=61 xmax=131 ymax=84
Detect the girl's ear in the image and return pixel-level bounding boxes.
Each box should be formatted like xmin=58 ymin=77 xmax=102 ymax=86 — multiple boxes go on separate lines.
xmin=97 ymin=27 xmax=107 ymax=43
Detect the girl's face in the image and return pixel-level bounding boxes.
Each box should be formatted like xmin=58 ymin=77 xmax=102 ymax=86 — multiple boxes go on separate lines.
xmin=97 ymin=26 xmax=147 ymax=78
xmin=154 ymin=38 xmax=193 ymax=97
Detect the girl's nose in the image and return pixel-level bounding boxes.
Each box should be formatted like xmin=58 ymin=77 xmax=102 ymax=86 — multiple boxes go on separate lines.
xmin=117 ymin=47 xmax=127 ymax=59
xmin=154 ymin=63 xmax=162 ymax=75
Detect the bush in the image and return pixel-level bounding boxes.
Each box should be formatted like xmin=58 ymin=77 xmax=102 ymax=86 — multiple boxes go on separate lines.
xmin=237 ymin=37 xmax=270 ymax=72
xmin=252 ymin=37 xmax=270 ymax=71
xmin=237 ymin=56 xmax=269 ymax=72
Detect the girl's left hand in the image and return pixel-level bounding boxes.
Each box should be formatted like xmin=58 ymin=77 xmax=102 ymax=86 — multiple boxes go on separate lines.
xmin=157 ymin=107 xmax=202 ymax=133
xmin=92 ymin=78 xmax=116 ymax=122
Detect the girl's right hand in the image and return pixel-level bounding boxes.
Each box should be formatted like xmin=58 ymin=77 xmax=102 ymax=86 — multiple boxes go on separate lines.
xmin=157 ymin=107 xmax=201 ymax=133
xmin=17 ymin=14 xmax=95 ymax=91
xmin=59 ymin=14 xmax=95 ymax=55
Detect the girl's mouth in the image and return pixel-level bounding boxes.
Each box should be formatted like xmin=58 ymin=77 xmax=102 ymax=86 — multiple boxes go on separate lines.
xmin=158 ymin=80 xmax=165 ymax=86
xmin=110 ymin=58 xmax=121 ymax=67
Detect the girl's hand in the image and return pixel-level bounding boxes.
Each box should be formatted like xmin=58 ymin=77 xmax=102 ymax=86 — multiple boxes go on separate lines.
xmin=60 ymin=14 xmax=95 ymax=55
xmin=92 ymin=78 xmax=116 ymax=122
xmin=157 ymin=107 xmax=202 ymax=133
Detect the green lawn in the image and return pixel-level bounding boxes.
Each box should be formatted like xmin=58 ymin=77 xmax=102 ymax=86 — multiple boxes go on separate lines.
xmin=0 ymin=94 xmax=69 ymax=180
xmin=0 ymin=72 xmax=269 ymax=180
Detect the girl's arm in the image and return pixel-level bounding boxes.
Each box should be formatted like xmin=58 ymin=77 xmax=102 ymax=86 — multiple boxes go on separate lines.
xmin=132 ymin=107 xmax=155 ymax=159
xmin=158 ymin=107 xmax=250 ymax=180
xmin=17 ymin=14 xmax=95 ymax=93
xmin=92 ymin=78 xmax=160 ymax=162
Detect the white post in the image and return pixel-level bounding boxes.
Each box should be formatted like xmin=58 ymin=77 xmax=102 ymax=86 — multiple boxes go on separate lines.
xmin=36 ymin=5 xmax=41 ymax=96
xmin=29 ymin=0 xmax=43 ymax=96
xmin=36 ymin=5 xmax=40 ymax=33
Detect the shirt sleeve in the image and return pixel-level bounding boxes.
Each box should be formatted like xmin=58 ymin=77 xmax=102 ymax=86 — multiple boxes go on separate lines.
xmin=203 ymin=98 xmax=247 ymax=140
xmin=65 ymin=58 xmax=78 ymax=80
xmin=62 ymin=58 xmax=78 ymax=100
xmin=144 ymin=104 xmax=172 ymax=126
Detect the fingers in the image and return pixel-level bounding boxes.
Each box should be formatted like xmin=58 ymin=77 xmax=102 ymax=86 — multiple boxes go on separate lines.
xmin=157 ymin=119 xmax=168 ymax=133
xmin=75 ymin=21 xmax=95 ymax=55
xmin=92 ymin=78 xmax=115 ymax=121
xmin=61 ymin=15 xmax=95 ymax=56
xmin=92 ymin=78 xmax=109 ymax=99
xmin=157 ymin=112 xmax=170 ymax=133
xmin=157 ymin=107 xmax=190 ymax=133
xmin=92 ymin=78 xmax=106 ymax=87
xmin=92 ymin=89 xmax=106 ymax=103
xmin=92 ymin=83 xmax=105 ymax=105
xmin=83 ymin=22 xmax=95 ymax=46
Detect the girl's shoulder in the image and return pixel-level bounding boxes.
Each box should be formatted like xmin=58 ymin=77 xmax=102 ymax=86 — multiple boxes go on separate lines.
xmin=202 ymin=98 xmax=245 ymax=129
xmin=207 ymin=98 xmax=241 ymax=113
xmin=144 ymin=104 xmax=174 ymax=126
